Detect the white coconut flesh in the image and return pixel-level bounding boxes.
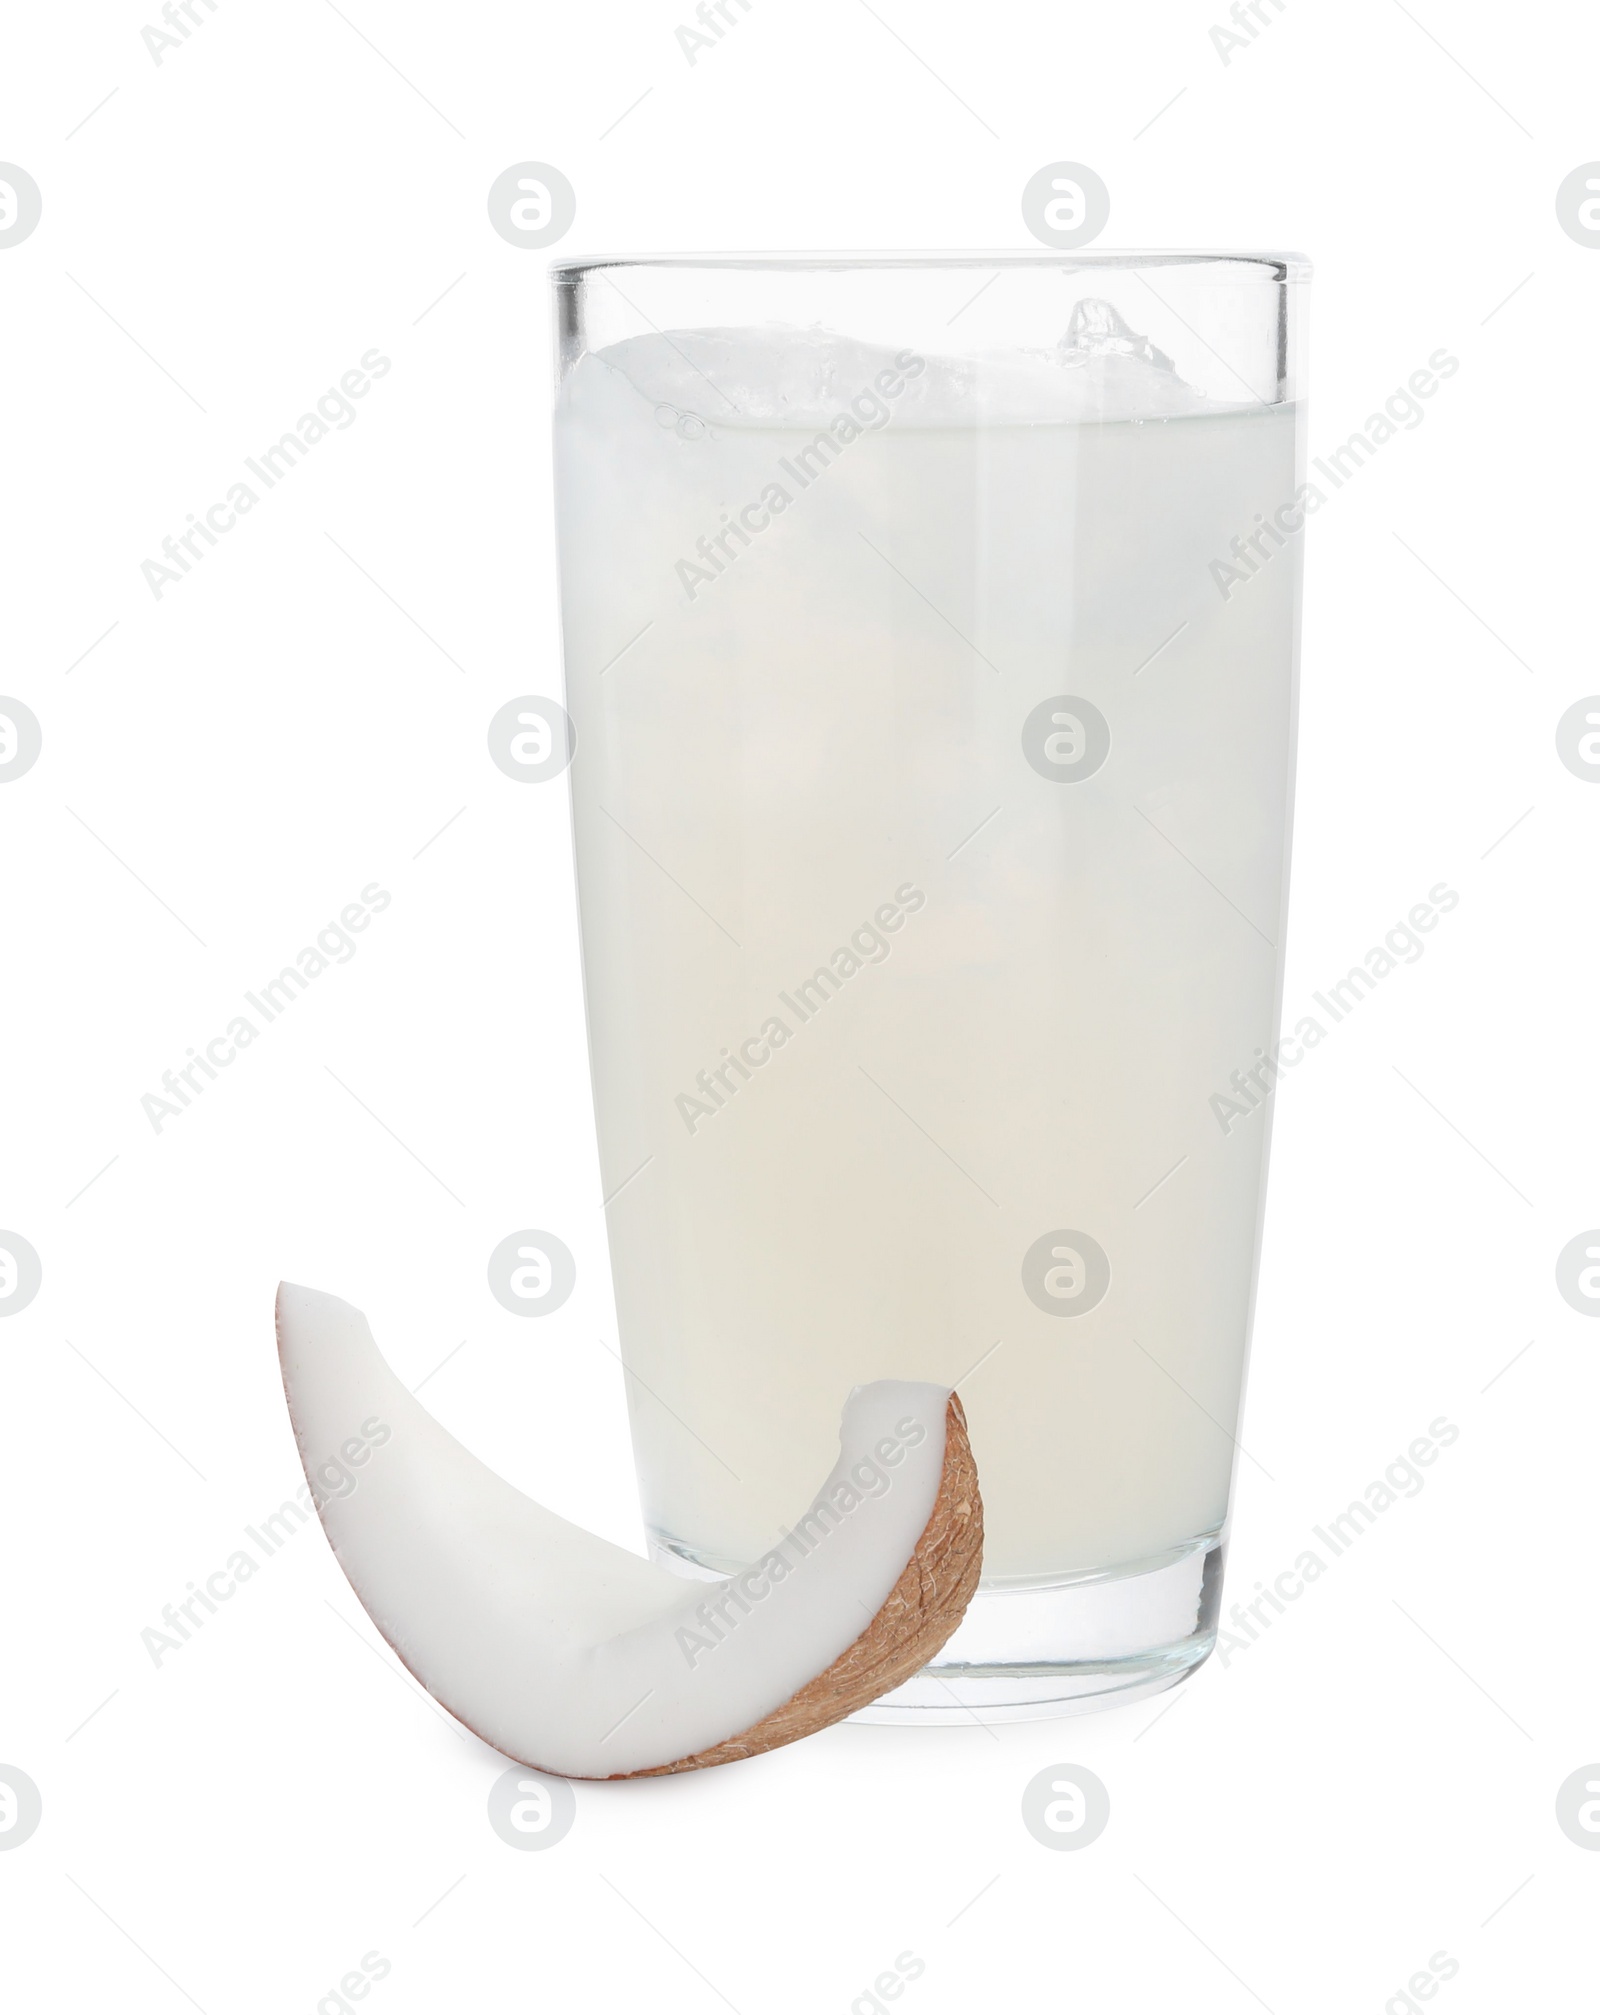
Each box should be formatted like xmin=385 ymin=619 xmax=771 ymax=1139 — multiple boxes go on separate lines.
xmin=275 ymin=1284 xmax=982 ymax=1778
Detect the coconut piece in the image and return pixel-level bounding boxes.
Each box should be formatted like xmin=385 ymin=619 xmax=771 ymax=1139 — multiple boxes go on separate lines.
xmin=276 ymin=1284 xmax=981 ymax=1778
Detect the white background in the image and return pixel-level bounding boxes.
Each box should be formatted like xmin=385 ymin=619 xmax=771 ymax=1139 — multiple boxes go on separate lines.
xmin=3 ymin=1 xmax=1598 ymax=2009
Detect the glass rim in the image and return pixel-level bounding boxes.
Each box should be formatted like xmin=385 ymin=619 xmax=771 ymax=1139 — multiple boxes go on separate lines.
xmin=550 ymin=249 xmax=1312 ymax=284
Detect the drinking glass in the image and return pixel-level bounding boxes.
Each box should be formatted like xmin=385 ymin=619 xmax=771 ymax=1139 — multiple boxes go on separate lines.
xmin=551 ymin=252 xmax=1308 ymax=1715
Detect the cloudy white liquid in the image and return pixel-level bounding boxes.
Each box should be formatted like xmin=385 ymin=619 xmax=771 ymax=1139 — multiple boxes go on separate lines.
xmin=555 ymin=321 xmax=1299 ymax=1584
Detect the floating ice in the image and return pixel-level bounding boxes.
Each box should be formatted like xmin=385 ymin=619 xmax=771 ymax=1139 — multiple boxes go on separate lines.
xmin=569 ymin=301 xmax=1239 ymax=432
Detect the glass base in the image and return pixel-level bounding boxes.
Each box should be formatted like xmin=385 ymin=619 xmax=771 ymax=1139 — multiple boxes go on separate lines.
xmin=858 ymin=1535 xmax=1223 ymax=1721
xmin=648 ymin=1529 xmax=1224 ymax=1723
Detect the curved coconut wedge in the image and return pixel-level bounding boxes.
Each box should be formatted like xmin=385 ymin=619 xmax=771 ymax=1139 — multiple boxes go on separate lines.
xmin=275 ymin=1283 xmax=982 ymax=1778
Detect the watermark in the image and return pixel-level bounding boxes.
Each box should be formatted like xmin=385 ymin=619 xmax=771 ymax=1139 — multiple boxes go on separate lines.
xmin=140 ymin=349 xmax=393 ymax=599
xmin=1210 ymin=881 xmax=1460 ymax=1133
xmin=675 ymin=882 xmax=926 ymax=1133
xmin=0 ymin=1233 xmax=43 ymax=1316
xmin=487 ymin=1765 xmax=576 ymax=1849
xmin=1384 ymin=1952 xmax=1459 ymax=2015
xmin=1020 ymin=1763 xmax=1110 ymax=1849
xmin=140 ymin=1417 xmax=390 ymax=1666
xmin=0 ymin=165 xmax=42 ymax=249
xmin=141 ymin=881 xmax=392 ymax=1132
xmin=1209 ymin=484 xmax=1324 ymax=601
xmin=1210 ymin=349 xmax=1460 ymax=601
xmin=486 ymin=163 xmax=575 ymax=250
xmin=487 ymin=1230 xmax=576 ymax=1316
xmin=1210 ymin=0 xmax=1289 ymax=67
xmin=1555 ymin=1763 xmax=1600 ymax=1848
xmin=487 ymin=695 xmax=575 ymax=783
xmin=1386 ymin=1950 xmax=1458 ymax=2015
xmin=1555 ymin=1230 xmax=1600 ymax=1316
xmin=0 ymin=697 xmax=42 ymax=782
xmin=676 ymin=0 xmax=755 ymax=66
xmin=1308 ymin=349 xmax=1460 ymax=489
xmin=1020 ymin=163 xmax=1110 ymax=250
xmin=1021 ymin=695 xmax=1111 ymax=783
xmin=1216 ymin=1415 xmax=1460 ymax=1668
xmin=850 ymin=1953 xmax=926 ymax=2014
xmin=1021 ymin=1230 xmax=1111 ymax=1317
xmin=142 ymin=0 xmax=226 ymax=67
xmin=315 ymin=1952 xmax=392 ymax=2015
xmin=1555 ymin=696 xmax=1600 ymax=782
xmin=0 ymin=1766 xmax=42 ymax=1850
xmin=1555 ymin=163 xmax=1600 ymax=249
xmin=673 ymin=354 xmax=926 ymax=601
xmin=674 ymin=1412 xmax=929 ymax=1669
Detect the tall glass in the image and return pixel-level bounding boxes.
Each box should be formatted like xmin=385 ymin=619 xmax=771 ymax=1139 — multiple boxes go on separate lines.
xmin=551 ymin=254 xmax=1308 ymax=1715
